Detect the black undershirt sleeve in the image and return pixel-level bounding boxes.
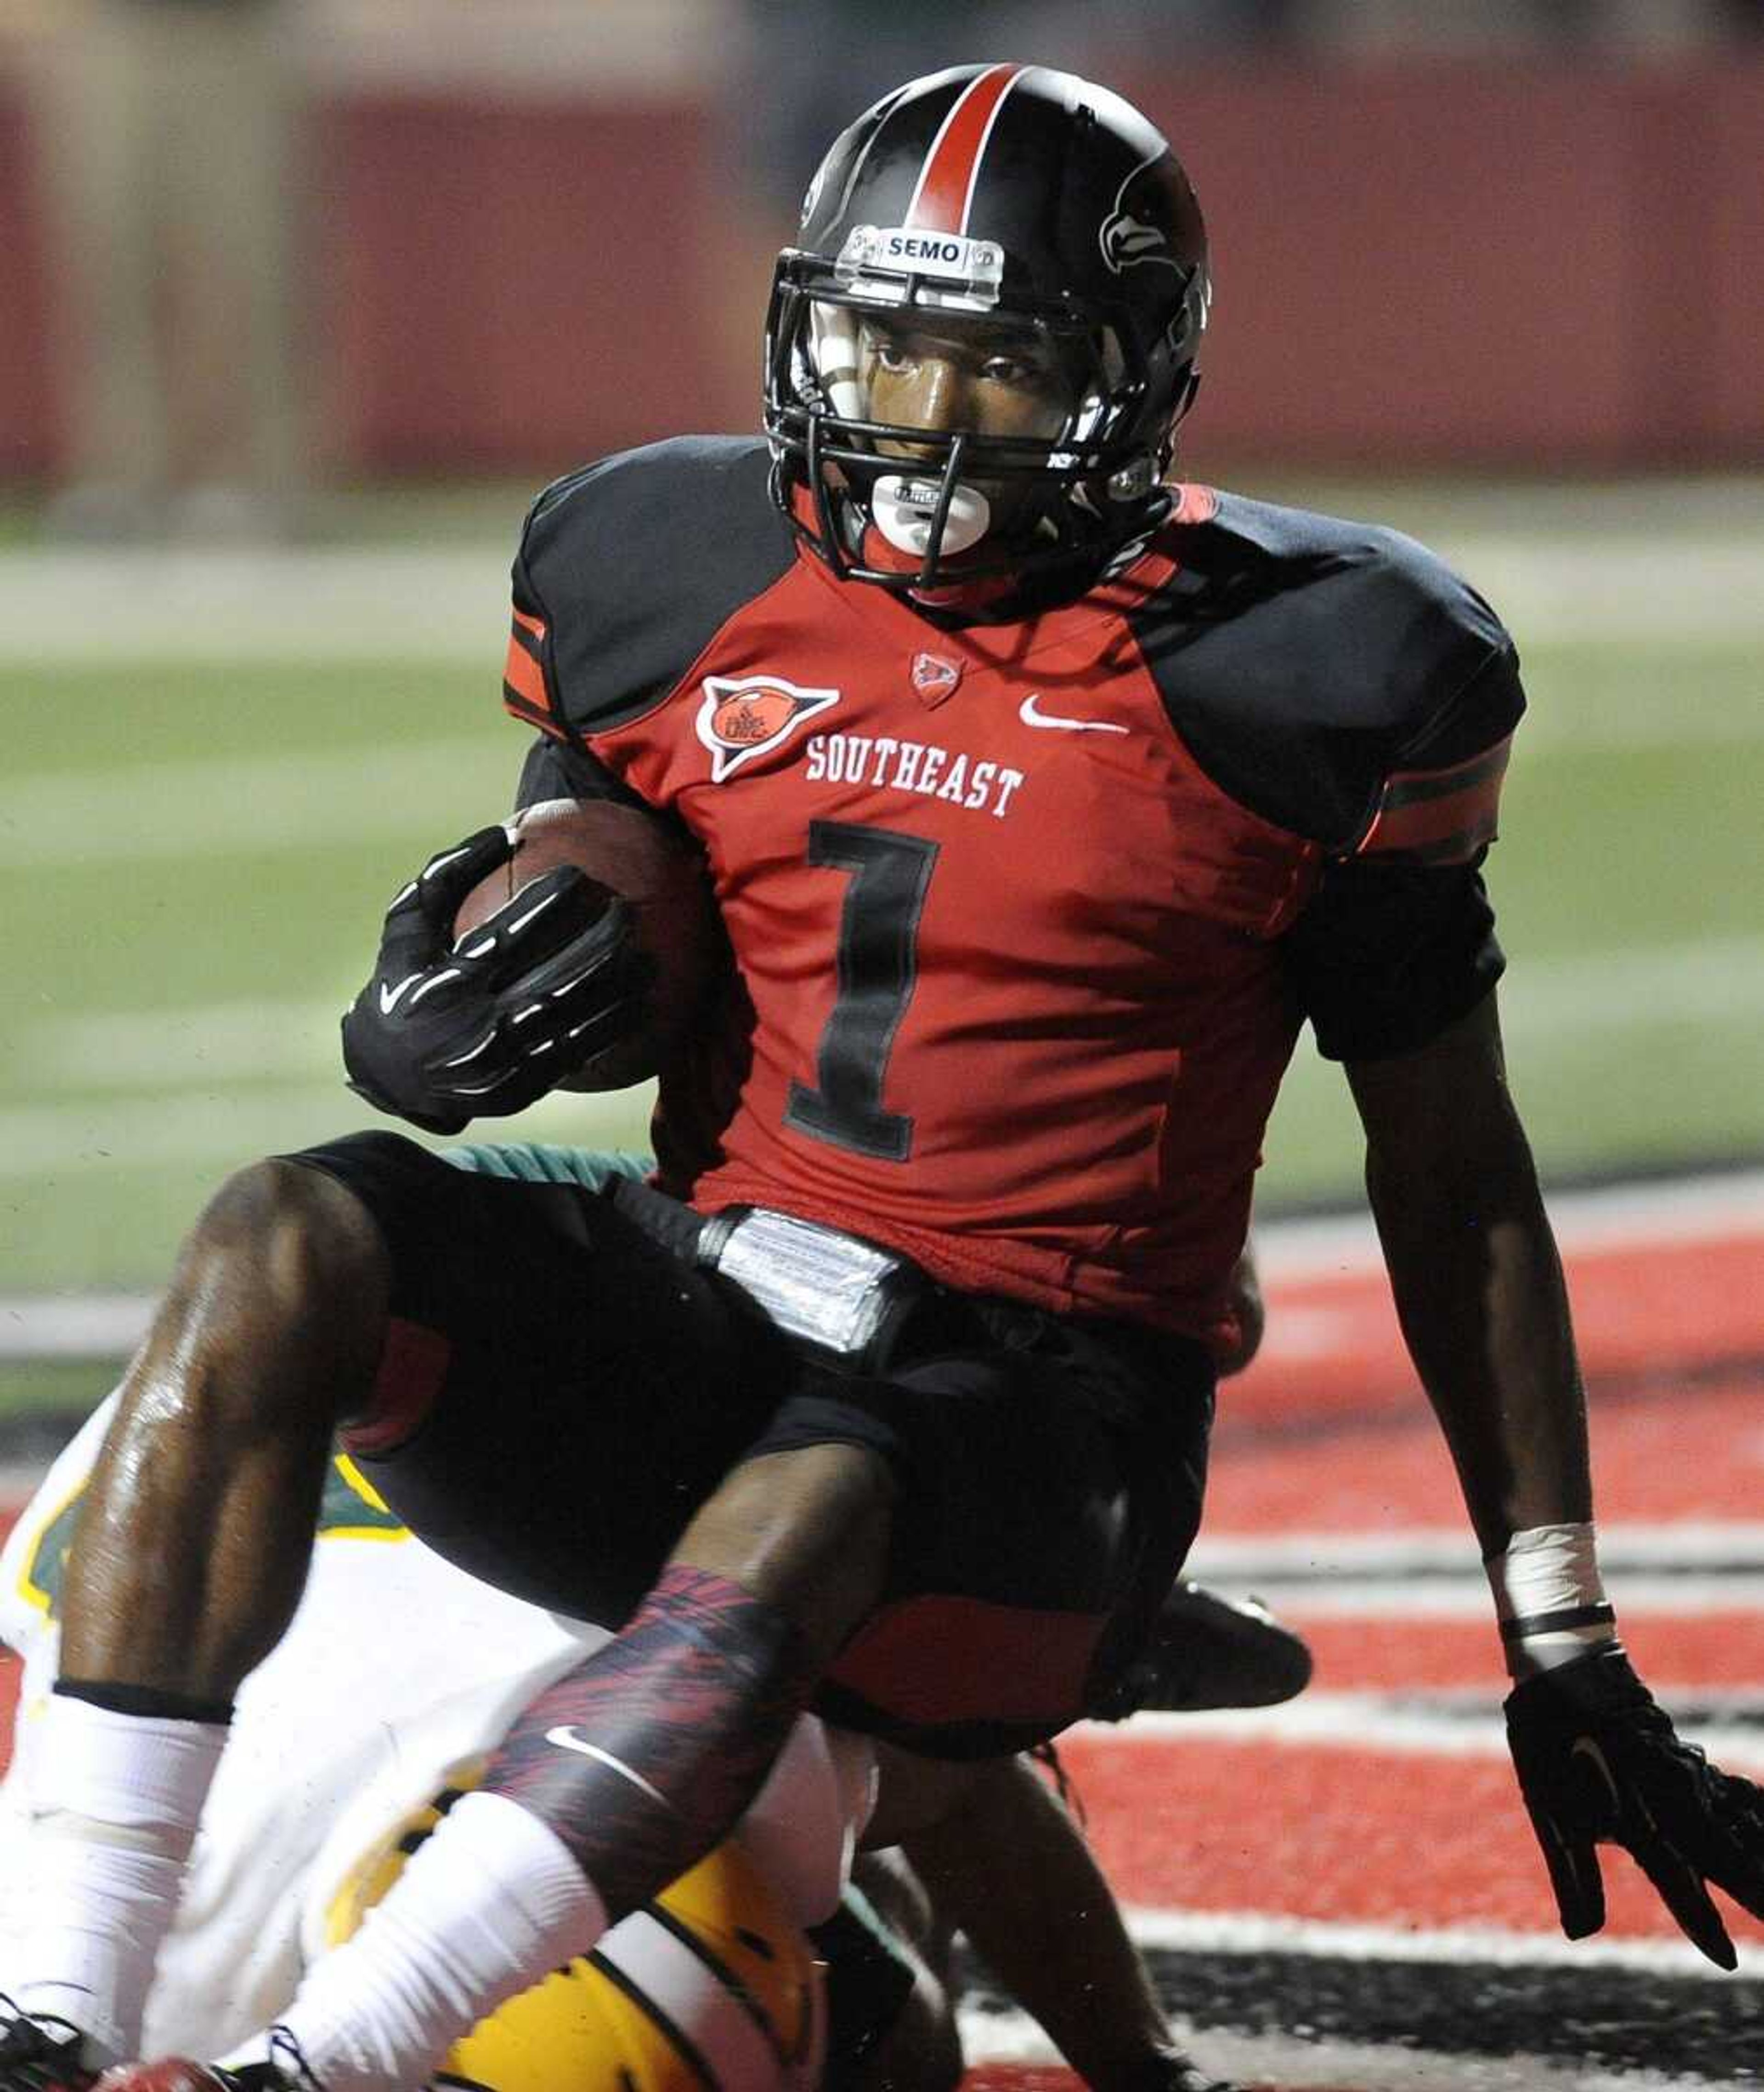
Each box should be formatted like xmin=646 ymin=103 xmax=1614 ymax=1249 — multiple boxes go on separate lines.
xmin=1283 ymin=854 xmax=1504 ymax=1062
xmin=513 ymin=733 xmax=645 ymax=812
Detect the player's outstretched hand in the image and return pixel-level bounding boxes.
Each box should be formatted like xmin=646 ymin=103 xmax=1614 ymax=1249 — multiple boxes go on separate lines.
xmin=1505 ymin=1643 xmax=1764 ymax=1968
xmin=340 ymin=826 xmax=649 ymax=1136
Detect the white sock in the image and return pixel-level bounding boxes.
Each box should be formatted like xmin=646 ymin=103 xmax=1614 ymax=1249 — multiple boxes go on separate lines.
xmin=252 ymin=1792 xmax=605 ymax=2092
xmin=9 ymin=1693 xmax=227 ymax=2064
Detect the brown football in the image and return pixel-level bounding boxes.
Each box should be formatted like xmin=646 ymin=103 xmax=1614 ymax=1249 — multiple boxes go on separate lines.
xmin=452 ymin=797 xmax=722 ymax=1091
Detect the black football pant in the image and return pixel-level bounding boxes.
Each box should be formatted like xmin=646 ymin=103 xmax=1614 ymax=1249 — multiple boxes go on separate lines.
xmin=284 ymin=1130 xmax=1215 ymax=1757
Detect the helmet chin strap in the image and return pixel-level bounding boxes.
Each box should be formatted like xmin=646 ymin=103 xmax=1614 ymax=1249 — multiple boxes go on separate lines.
xmin=871 ymin=472 xmax=993 ymax=558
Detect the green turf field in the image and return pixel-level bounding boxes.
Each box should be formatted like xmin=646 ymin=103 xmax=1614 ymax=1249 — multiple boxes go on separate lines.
xmin=3 ymin=496 xmax=1761 ymax=1300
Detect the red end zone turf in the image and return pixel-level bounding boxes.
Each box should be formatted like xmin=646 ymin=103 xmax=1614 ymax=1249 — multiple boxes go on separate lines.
xmin=1222 ymin=1229 xmax=1764 ymax=1435
xmin=1286 ymin=1610 xmax=1764 ymax=1692
xmin=1063 ymin=1728 xmax=1764 ymax=1945
xmin=1208 ymin=1366 xmax=1764 ymax=1531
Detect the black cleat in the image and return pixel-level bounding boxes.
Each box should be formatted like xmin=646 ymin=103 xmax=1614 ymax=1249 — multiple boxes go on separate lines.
xmin=1092 ymin=1580 xmax=1313 ymax=1720
xmin=0 ymin=1997 xmax=96 ymax=2092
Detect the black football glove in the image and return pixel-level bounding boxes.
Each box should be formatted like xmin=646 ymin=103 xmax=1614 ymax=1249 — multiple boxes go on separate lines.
xmin=1505 ymin=1642 xmax=1764 ymax=1968
xmin=340 ymin=825 xmax=650 ymax=1136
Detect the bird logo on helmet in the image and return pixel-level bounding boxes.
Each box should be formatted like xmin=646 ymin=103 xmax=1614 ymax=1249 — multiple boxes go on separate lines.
xmin=323 ymin=1768 xmax=824 ymax=2092
xmin=1100 ymin=153 xmax=1188 ymax=276
xmin=763 ymin=63 xmax=1210 ymax=595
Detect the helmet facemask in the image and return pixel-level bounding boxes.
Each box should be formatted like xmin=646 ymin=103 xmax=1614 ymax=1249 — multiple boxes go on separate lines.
xmin=765 ymin=249 xmax=1185 ymax=596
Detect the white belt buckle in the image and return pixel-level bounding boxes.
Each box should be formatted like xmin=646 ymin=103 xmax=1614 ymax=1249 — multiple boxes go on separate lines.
xmin=712 ymin=1208 xmax=905 ymax=1356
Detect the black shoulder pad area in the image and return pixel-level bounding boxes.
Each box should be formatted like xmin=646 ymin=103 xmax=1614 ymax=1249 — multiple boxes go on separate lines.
xmin=515 ymin=437 xmax=796 ymax=737
xmin=1128 ymin=492 xmax=1525 ymax=852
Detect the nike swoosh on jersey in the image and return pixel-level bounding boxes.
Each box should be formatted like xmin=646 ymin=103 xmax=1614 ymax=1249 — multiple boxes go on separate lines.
xmin=1018 ymin=693 xmax=1130 ymax=735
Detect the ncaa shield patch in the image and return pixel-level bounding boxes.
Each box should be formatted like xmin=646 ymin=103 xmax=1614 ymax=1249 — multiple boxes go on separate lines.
xmin=696 ymin=675 xmax=840 ymax=782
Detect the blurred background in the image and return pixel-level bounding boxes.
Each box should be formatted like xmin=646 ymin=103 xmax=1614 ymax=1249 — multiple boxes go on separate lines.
xmin=1 ymin=0 xmax=1760 ymax=1409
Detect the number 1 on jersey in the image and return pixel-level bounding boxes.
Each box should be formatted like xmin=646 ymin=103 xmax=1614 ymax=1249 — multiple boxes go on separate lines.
xmin=785 ymin=820 xmax=939 ymax=1162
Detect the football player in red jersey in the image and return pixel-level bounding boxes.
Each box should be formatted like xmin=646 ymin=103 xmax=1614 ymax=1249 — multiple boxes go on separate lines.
xmin=7 ymin=61 xmax=1764 ymax=2092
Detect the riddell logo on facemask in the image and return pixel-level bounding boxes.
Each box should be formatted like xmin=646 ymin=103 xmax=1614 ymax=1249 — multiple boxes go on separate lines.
xmin=696 ymin=675 xmax=840 ymax=782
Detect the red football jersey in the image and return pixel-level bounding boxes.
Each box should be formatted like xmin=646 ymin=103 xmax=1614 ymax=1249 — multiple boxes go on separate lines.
xmin=503 ymin=440 xmax=1523 ymax=1351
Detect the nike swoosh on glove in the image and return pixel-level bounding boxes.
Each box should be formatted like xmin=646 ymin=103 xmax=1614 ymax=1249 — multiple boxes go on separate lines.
xmin=1505 ymin=1642 xmax=1764 ymax=1968
xmin=340 ymin=825 xmax=649 ymax=1136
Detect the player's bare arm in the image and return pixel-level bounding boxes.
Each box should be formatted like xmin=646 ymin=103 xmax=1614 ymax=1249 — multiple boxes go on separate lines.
xmin=1345 ymin=990 xmax=1589 ymax=1555
xmin=1348 ymin=990 xmax=1764 ymax=1967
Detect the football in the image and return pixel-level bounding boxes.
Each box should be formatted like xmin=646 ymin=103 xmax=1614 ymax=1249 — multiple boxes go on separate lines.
xmin=452 ymin=797 xmax=722 ymax=1091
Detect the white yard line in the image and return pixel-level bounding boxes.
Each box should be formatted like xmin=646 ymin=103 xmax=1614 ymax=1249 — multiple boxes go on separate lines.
xmin=1180 ymin=1521 xmax=1764 ymax=1623
xmin=1077 ymin=1696 xmax=1764 ymax=1772
xmin=0 ymin=1297 xmax=155 ymax=1361
xmin=960 ymin=2001 xmax=1721 ymax=2092
xmin=16 ymin=1000 xmax=357 ymax=1086
xmin=1185 ymin=1523 xmax=1764 ymax=1576
xmin=13 ymin=943 xmax=1764 ymax=1100
xmin=0 ymin=1083 xmax=365 ymax=1179
xmin=1 ymin=1162 xmax=1757 ymax=1368
xmin=1516 ymin=696 xmax=1764 ymax=755
xmin=1172 ymin=1574 xmax=1764 ymax=1620
xmin=1117 ymin=1905 xmax=1739 ymax=1980
xmin=0 ymin=547 xmax=507 ymax=665
xmin=0 ymin=737 xmax=509 ymax=866
xmin=1450 ymin=536 xmax=1764 ymax=647
xmin=0 ymin=1081 xmax=650 ymax=1182
xmin=1252 ymin=1167 xmax=1764 ymax=1282
xmin=4 ymin=686 xmax=1759 ymax=876
xmin=1499 ymin=935 xmax=1764 ymax=1033
xmin=1 ymin=535 xmax=1761 ymax=665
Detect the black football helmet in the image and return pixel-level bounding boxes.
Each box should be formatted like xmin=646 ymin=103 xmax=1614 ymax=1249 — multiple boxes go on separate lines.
xmin=763 ymin=63 xmax=1210 ymax=595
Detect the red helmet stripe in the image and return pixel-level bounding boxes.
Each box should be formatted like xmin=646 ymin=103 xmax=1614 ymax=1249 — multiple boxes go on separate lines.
xmin=903 ymin=64 xmax=1025 ymax=236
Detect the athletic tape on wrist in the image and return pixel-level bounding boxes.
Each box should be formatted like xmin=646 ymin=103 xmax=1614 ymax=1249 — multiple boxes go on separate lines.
xmin=1486 ymin=1521 xmax=1617 ymax=1676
